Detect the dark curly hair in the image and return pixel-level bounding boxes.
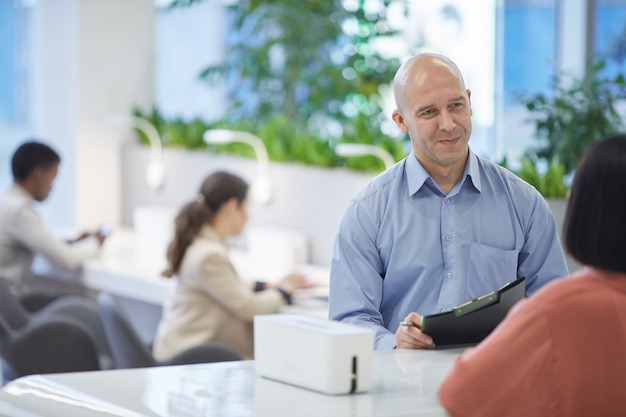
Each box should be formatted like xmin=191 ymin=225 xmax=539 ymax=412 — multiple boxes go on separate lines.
xmin=12 ymin=140 xmax=60 ymax=181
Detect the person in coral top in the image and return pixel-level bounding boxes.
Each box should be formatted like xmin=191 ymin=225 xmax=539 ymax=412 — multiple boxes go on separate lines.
xmin=437 ymin=133 xmax=626 ymax=417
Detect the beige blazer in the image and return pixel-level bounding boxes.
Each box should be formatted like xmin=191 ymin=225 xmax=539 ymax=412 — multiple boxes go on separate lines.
xmin=152 ymin=227 xmax=285 ymax=360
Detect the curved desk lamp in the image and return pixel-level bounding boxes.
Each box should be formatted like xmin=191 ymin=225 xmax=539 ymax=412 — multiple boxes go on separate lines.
xmin=203 ymin=129 xmax=272 ymax=205
xmin=107 ymin=115 xmax=165 ymax=190
xmin=335 ymin=143 xmax=395 ymax=170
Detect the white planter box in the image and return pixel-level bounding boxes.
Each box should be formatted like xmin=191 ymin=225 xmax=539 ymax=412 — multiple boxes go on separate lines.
xmin=121 ymin=144 xmax=372 ymax=266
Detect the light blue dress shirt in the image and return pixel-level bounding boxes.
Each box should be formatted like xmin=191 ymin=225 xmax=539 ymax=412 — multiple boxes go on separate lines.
xmin=329 ymin=150 xmax=569 ymax=349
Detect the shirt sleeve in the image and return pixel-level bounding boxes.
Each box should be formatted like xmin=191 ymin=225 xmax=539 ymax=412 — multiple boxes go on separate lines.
xmin=328 ymin=200 xmax=396 ymax=349
xmin=437 ymin=299 xmax=557 ymax=417
xmin=8 ymin=203 xmax=100 ymax=270
xmin=196 ymin=253 xmax=285 ymax=321
xmin=516 ymin=193 xmax=569 ymax=295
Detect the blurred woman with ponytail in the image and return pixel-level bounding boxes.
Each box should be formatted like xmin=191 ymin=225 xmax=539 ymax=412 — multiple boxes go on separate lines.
xmin=153 ymin=171 xmax=309 ymax=360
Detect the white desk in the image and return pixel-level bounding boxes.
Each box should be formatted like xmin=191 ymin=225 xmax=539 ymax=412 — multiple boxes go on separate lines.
xmin=81 ymin=228 xmax=330 ymax=308
xmin=79 ymin=229 xmax=330 ymax=341
xmin=33 ymin=228 xmax=330 ymax=342
xmin=80 ymin=228 xmax=175 ymax=305
xmin=0 ymin=349 xmax=460 ymax=417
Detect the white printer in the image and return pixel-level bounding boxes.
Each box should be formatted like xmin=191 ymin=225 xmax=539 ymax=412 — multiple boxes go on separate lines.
xmin=254 ymin=314 xmax=374 ymax=395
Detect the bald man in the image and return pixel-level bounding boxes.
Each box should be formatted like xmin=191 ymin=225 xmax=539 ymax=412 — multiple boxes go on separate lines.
xmin=328 ymin=53 xmax=568 ymax=350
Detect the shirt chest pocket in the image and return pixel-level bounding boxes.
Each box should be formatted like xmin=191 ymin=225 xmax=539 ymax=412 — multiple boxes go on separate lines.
xmin=465 ymin=242 xmax=518 ymax=299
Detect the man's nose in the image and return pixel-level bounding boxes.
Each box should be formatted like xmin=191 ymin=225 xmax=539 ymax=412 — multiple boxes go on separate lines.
xmin=438 ymin=110 xmax=456 ymax=131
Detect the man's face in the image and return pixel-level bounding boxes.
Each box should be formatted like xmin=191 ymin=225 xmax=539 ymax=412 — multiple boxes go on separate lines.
xmin=31 ymin=163 xmax=58 ymax=202
xmin=392 ymin=62 xmax=472 ymax=173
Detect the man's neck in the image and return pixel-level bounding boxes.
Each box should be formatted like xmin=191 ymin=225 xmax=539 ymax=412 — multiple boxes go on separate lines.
xmin=419 ymin=156 xmax=468 ymax=195
xmin=14 ymin=181 xmax=36 ymax=199
xmin=431 ymin=171 xmax=463 ymax=195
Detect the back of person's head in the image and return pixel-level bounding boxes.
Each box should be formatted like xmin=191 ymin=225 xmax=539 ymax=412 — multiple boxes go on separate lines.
xmin=163 ymin=171 xmax=249 ymax=277
xmin=564 ymin=133 xmax=626 ymax=273
xmin=11 ymin=140 xmax=61 ymax=182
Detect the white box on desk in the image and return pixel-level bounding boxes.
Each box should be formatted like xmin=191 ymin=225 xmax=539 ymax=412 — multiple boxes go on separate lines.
xmin=254 ymin=314 xmax=374 ymax=395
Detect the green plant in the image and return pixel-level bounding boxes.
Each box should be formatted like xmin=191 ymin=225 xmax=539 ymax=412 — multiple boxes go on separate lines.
xmin=160 ymin=0 xmax=409 ymax=172
xmin=195 ymin=0 xmax=404 ymax=126
xmin=518 ymin=60 xmax=625 ymax=173
xmin=512 ymin=157 xmax=568 ymax=199
xmin=132 ymin=107 xmax=405 ymax=173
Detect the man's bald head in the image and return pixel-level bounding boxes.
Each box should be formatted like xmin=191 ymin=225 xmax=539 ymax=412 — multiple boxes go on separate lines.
xmin=392 ymin=53 xmax=466 ymax=111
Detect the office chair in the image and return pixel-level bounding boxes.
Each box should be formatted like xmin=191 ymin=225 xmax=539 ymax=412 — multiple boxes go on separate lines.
xmin=0 ymin=310 xmax=100 ymax=381
xmin=97 ymin=292 xmax=242 ymax=369
xmin=0 ymin=278 xmax=113 ymax=375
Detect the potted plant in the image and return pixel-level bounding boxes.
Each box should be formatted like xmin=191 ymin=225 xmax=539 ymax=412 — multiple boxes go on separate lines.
xmin=509 ymin=58 xmax=625 ymax=272
xmin=152 ymin=0 xmax=409 ymax=173
xmin=517 ymin=60 xmax=625 ymax=175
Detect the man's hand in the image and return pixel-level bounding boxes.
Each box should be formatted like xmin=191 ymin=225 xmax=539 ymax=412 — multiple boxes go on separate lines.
xmin=93 ymin=230 xmax=107 ymax=246
xmin=395 ymin=312 xmax=436 ymax=350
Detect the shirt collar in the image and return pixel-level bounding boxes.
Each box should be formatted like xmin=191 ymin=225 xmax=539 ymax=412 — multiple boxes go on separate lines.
xmin=405 ymin=149 xmax=482 ymax=196
xmin=405 ymin=151 xmax=431 ymax=196
xmin=465 ymin=150 xmax=482 ymax=193
xmin=198 ymin=225 xmax=229 ymax=247
xmin=198 ymin=225 xmax=220 ymax=240
xmin=9 ymin=183 xmax=35 ymax=202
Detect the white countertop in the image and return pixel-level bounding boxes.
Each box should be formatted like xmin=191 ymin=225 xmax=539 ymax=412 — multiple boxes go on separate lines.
xmin=81 ymin=228 xmax=330 ymax=312
xmin=0 ymin=348 xmax=460 ymax=417
xmin=31 ymin=227 xmax=330 ymax=345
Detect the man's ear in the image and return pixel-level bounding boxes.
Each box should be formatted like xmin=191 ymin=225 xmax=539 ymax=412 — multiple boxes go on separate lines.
xmin=31 ymin=167 xmax=43 ymax=179
xmin=392 ymin=109 xmax=408 ymax=133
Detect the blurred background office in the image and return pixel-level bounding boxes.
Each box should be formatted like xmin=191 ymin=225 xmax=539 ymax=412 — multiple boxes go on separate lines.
xmin=0 ymin=0 xmax=625 ymax=270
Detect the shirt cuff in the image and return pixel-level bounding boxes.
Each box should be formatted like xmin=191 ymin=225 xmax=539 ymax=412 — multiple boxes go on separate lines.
xmin=377 ymin=333 xmax=398 ymax=350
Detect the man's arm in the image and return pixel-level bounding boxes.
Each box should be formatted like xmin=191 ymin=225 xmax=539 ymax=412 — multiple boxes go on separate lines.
xmin=517 ymin=193 xmax=569 ymax=295
xmin=328 ymin=200 xmax=396 ymax=349
xmin=9 ymin=205 xmax=100 ymax=270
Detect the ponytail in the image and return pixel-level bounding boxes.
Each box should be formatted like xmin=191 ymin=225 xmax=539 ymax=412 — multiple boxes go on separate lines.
xmin=163 ymin=200 xmax=213 ymax=277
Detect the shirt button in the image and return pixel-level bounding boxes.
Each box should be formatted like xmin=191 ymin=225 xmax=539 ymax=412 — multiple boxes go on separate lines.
xmin=444 ymin=198 xmax=450 ymax=204
xmin=447 ymin=272 xmax=453 ymax=279
xmin=446 ymin=235 xmax=452 ymax=241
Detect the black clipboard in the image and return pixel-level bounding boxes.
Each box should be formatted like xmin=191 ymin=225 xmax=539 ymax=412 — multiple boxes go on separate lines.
xmin=421 ymin=277 xmax=526 ymax=346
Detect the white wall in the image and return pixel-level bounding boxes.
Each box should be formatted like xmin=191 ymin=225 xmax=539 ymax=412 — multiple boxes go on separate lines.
xmin=121 ymin=145 xmax=373 ymax=266
xmin=33 ymin=0 xmax=154 ymax=230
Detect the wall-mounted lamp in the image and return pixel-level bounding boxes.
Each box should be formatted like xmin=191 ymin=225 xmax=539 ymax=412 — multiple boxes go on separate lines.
xmin=203 ymin=129 xmax=272 ymax=205
xmin=335 ymin=143 xmax=395 ymax=170
xmin=106 ymin=115 xmax=165 ymax=190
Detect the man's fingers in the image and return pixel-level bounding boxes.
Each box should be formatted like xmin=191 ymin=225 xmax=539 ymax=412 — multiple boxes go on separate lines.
xmin=396 ymin=324 xmax=435 ymax=349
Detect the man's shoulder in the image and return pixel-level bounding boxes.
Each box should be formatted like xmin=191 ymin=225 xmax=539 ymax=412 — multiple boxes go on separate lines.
xmin=475 ymin=155 xmax=541 ymax=198
xmin=351 ymin=159 xmax=407 ymax=206
xmin=0 ymin=186 xmax=38 ymax=224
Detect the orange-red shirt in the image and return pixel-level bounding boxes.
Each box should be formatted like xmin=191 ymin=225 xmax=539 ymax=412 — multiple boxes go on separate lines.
xmin=438 ymin=267 xmax=626 ymax=417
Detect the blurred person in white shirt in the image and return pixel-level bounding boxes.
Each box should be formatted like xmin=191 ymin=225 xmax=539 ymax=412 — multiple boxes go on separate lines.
xmin=0 ymin=140 xmax=107 ymax=308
